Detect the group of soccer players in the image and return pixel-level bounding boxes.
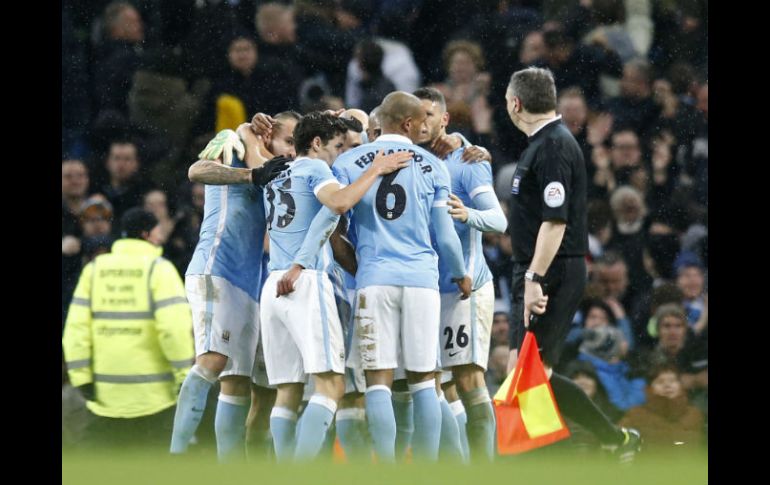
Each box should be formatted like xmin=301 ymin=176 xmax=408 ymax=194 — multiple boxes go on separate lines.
xmin=169 ymin=86 xmax=507 ymax=463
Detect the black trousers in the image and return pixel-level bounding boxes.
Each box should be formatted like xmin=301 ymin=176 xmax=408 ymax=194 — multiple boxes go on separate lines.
xmin=510 ymin=257 xmax=586 ymax=367
xmin=81 ymin=405 xmax=176 ymax=450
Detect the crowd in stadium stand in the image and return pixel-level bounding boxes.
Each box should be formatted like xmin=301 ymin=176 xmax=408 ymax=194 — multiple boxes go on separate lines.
xmin=62 ymin=0 xmax=707 ymax=451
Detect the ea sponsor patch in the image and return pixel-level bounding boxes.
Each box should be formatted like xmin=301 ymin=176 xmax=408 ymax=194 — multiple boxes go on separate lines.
xmin=511 ymin=175 xmax=521 ymax=194
xmin=544 ymin=182 xmax=565 ymax=207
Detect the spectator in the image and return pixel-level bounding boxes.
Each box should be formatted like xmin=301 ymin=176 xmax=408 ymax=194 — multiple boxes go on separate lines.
xmin=608 ymin=186 xmax=652 ymax=302
xmin=92 ymin=2 xmax=145 ymax=118
xmin=432 ymin=40 xmax=494 ymax=140
xmin=207 ymin=34 xmax=297 ymax=135
xmin=592 ymin=251 xmax=646 ymax=345
xmin=491 ymin=312 xmax=510 ymax=348
xmin=485 ymin=345 xmax=510 ymax=397
xmin=79 ymin=197 xmax=115 ymax=263
xmin=143 ymin=189 xmax=174 ymax=246
xmin=619 ymin=364 xmax=705 ymax=450
xmin=558 ymin=88 xmax=592 ymax=163
xmin=100 ymin=140 xmax=152 ymax=227
xmin=577 ymin=326 xmax=646 ymax=412
xmin=350 ymin=39 xmax=396 ymax=113
xmin=674 ymin=252 xmax=707 ymax=332
xmin=606 ymin=59 xmax=661 ymax=141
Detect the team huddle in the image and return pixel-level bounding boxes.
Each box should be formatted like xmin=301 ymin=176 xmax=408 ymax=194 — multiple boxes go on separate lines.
xmin=170 ymin=88 xmax=507 ymax=463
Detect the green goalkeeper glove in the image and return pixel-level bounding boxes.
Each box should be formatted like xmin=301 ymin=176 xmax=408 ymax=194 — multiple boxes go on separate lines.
xmin=198 ymin=129 xmax=246 ymax=166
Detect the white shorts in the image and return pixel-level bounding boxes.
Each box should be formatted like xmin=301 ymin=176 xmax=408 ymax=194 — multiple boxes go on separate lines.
xmin=393 ymin=367 xmax=449 ymax=383
xmin=186 ymin=275 xmax=259 ymax=377
xmin=440 ymin=281 xmax=494 ymax=370
xmin=348 ymin=286 xmax=440 ymax=373
xmin=260 ymin=270 xmax=346 ymax=385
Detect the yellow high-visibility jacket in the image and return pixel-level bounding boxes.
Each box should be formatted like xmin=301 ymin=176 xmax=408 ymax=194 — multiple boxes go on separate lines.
xmin=63 ymin=239 xmax=194 ymax=418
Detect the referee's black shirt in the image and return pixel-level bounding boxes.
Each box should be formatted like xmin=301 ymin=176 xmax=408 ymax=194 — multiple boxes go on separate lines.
xmin=508 ymin=118 xmax=587 ymax=263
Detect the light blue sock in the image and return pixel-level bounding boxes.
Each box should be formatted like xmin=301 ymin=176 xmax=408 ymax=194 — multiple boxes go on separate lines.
xmin=294 ymin=395 xmax=337 ymax=461
xmin=365 ymin=385 xmax=397 ymax=463
xmin=392 ymin=391 xmax=414 ymax=460
xmin=170 ymin=365 xmax=216 ymax=454
xmin=336 ymin=408 xmax=368 ymax=459
xmin=409 ymin=381 xmax=442 ymax=462
xmin=450 ymin=399 xmax=470 ymax=460
xmin=270 ymin=407 xmax=297 ymax=462
xmin=460 ymin=387 xmax=496 ymax=461
xmin=438 ymin=392 xmax=466 ymax=462
xmin=214 ymin=394 xmax=249 ymax=462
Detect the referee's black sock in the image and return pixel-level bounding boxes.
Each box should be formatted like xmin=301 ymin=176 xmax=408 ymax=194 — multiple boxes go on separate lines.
xmin=549 ymin=372 xmax=625 ymax=446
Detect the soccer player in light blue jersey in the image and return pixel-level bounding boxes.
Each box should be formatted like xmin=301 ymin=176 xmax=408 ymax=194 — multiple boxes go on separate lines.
xmin=334 ymin=92 xmax=472 ymax=462
xmin=260 ymin=112 xmax=412 ymax=462
xmin=169 ymin=112 xmax=300 ymax=462
xmin=415 ymin=87 xmax=507 ymax=462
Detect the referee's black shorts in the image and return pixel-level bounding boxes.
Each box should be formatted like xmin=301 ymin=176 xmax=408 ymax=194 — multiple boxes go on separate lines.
xmin=510 ymin=257 xmax=586 ymax=368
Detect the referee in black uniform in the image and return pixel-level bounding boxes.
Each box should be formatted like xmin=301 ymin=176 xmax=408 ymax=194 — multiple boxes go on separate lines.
xmin=504 ymin=67 xmax=640 ymax=460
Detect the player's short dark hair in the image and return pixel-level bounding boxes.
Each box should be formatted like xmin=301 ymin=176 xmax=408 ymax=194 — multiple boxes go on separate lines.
xmin=121 ymin=207 xmax=158 ymax=239
xmin=507 ymin=67 xmax=557 ymax=114
xmin=340 ymin=116 xmax=363 ymax=133
xmin=293 ymin=111 xmax=349 ymax=155
xmin=413 ymin=87 xmax=447 ymax=112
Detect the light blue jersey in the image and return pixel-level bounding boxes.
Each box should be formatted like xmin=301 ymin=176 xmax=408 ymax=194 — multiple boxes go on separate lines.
xmin=186 ymin=155 xmax=266 ymax=300
xmin=437 ymin=148 xmax=495 ymax=293
xmin=333 ymin=134 xmax=452 ymax=290
xmin=265 ymin=157 xmax=339 ymax=272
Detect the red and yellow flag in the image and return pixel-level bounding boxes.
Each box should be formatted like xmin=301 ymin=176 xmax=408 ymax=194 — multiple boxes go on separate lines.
xmin=494 ymin=331 xmax=570 ymax=454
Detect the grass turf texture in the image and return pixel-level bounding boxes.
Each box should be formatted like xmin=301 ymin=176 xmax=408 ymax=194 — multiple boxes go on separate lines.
xmin=63 ymin=446 xmax=707 ymax=485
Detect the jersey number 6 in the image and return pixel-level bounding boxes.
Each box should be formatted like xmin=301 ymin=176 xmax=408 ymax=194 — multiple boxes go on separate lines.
xmin=375 ymin=172 xmax=406 ymax=220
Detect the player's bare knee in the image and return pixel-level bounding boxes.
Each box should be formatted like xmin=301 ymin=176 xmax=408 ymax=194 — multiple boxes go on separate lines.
xmin=195 ymin=352 xmax=228 ymax=375
xmin=453 ymin=364 xmax=485 ymax=392
xmin=275 ymin=383 xmax=304 ymax=411
xmin=405 ymin=370 xmax=434 ymax=384
xmin=220 ymin=375 xmax=251 ymax=396
xmin=365 ymin=369 xmax=394 ymax=388
xmin=314 ymin=372 xmax=345 ymax=402
xmin=442 ymin=382 xmax=460 ymax=402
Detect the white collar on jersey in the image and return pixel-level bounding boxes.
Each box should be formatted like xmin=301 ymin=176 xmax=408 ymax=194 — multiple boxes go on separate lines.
xmin=375 ymin=134 xmax=413 ymax=145
xmin=529 ymin=114 xmax=562 ymax=137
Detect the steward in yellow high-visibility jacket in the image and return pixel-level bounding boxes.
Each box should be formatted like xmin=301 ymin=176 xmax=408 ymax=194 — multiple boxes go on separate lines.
xmin=63 ymin=208 xmax=194 ymax=444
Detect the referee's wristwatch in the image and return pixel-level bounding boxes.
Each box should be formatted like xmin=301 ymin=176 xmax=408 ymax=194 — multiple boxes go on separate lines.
xmin=525 ymin=270 xmax=545 ymax=284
